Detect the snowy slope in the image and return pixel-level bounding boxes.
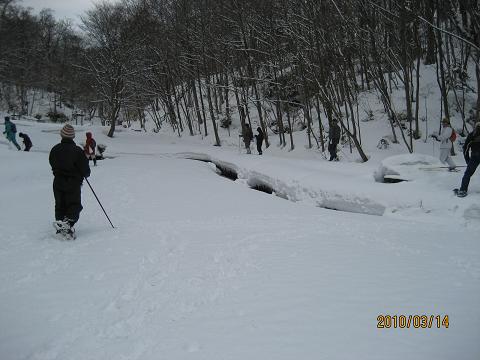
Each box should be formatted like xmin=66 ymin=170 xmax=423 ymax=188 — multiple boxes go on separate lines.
xmin=1 ymin=118 xmax=479 ymax=360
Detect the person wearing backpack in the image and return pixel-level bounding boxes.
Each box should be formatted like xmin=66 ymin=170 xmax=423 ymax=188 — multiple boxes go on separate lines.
xmin=84 ymin=132 xmax=97 ymax=166
xmin=431 ymin=118 xmax=456 ymax=171
xmin=455 ymin=122 xmax=480 ymax=197
xmin=2 ymin=116 xmax=21 ymax=150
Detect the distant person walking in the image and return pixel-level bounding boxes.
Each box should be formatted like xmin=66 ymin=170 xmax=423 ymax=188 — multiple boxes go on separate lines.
xmin=255 ymin=127 xmax=264 ymax=155
xmin=455 ymin=122 xmax=480 ymax=197
xmin=84 ymin=132 xmax=97 ymax=166
xmin=242 ymin=123 xmax=254 ymax=154
xmin=49 ymin=124 xmax=90 ymax=239
xmin=431 ymin=118 xmax=456 ymax=171
xmin=18 ymin=132 xmax=32 ymax=151
xmin=3 ymin=116 xmax=21 ymax=150
xmin=328 ymin=118 xmax=341 ymax=161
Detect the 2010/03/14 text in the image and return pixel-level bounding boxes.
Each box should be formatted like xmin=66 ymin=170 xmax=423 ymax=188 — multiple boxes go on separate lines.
xmin=377 ymin=315 xmax=449 ymax=329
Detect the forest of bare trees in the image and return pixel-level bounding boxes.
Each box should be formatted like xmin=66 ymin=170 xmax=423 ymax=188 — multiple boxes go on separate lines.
xmin=1 ymin=0 xmax=479 ymax=160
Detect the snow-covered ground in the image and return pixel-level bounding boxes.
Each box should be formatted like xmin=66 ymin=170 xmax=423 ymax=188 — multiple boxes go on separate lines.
xmin=1 ymin=117 xmax=479 ymax=360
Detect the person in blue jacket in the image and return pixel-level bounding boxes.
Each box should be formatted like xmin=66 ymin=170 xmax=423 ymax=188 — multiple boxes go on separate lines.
xmin=3 ymin=116 xmax=21 ymax=150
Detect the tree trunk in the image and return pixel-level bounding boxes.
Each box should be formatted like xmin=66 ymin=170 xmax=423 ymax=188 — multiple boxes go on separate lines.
xmin=107 ymin=105 xmax=119 ymax=138
xmin=315 ymin=97 xmax=325 ymax=152
xmin=196 ymin=69 xmax=208 ymax=136
xmin=205 ymin=74 xmax=221 ymax=146
xmin=476 ymin=59 xmax=480 ymax=121
xmin=181 ymin=83 xmax=194 ymax=136
xmin=435 ymin=2 xmax=450 ymax=120
xmin=400 ymin=5 xmax=414 ymax=152
xmin=300 ymin=63 xmax=312 ymax=149
xmin=414 ymin=55 xmax=421 ymax=139
xmin=424 ymin=0 xmax=436 ymax=65
xmin=224 ymin=72 xmax=231 ymax=132
xmin=191 ymin=79 xmax=204 ymax=134
xmin=285 ymin=104 xmax=294 ymax=151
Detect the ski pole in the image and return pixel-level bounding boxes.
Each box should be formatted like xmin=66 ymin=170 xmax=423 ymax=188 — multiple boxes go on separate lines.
xmin=85 ymin=177 xmax=115 ymax=229
xmin=418 ymin=165 xmax=467 ymax=169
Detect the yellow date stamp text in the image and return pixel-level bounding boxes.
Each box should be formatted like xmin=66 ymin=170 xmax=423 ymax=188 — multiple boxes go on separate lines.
xmin=377 ymin=314 xmax=449 ymax=329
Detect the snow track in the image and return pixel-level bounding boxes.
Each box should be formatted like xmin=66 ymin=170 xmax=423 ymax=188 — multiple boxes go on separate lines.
xmin=181 ymin=152 xmax=387 ymax=216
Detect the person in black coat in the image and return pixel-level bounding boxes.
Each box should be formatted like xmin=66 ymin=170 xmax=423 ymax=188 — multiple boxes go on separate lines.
xmin=18 ymin=132 xmax=32 ymax=151
xmin=456 ymin=122 xmax=480 ymax=197
xmin=49 ymin=124 xmax=90 ymax=235
xmin=328 ymin=118 xmax=341 ymax=161
xmin=242 ymin=123 xmax=254 ymax=154
xmin=255 ymin=127 xmax=264 ymax=155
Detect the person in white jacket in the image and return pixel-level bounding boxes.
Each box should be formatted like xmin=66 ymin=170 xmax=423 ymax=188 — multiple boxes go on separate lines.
xmin=432 ymin=118 xmax=456 ymax=171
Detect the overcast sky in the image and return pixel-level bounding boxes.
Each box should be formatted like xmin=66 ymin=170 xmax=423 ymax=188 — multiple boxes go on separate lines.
xmin=20 ymin=0 xmax=98 ymax=24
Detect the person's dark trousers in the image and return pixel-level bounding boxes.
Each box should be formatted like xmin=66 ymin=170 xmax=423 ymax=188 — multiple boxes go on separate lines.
xmin=460 ymin=154 xmax=480 ymax=192
xmin=244 ymin=141 xmax=251 ymax=154
xmin=53 ymin=178 xmax=83 ymax=226
xmin=256 ymin=142 xmax=262 ymax=155
xmin=328 ymin=141 xmax=338 ymax=161
xmin=24 ymin=144 xmax=31 ymax=151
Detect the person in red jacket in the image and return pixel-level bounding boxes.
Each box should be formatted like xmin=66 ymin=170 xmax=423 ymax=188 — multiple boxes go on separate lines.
xmin=84 ymin=132 xmax=97 ymax=166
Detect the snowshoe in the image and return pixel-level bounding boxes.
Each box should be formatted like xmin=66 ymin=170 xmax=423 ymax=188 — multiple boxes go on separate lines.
xmin=453 ymin=188 xmax=467 ymax=198
xmin=53 ymin=221 xmax=76 ymax=240
xmin=63 ymin=228 xmax=76 ymax=240
xmin=53 ymin=220 xmax=69 ymax=231
xmin=419 ymin=166 xmax=464 ymax=171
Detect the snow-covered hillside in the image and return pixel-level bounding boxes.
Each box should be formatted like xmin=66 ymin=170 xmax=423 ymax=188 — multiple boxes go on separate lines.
xmin=0 ymin=117 xmax=479 ymax=360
